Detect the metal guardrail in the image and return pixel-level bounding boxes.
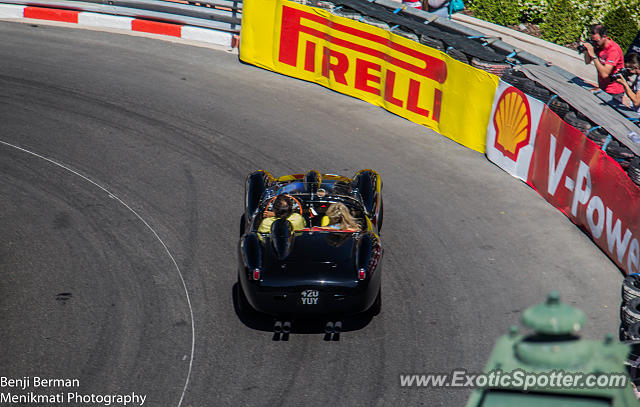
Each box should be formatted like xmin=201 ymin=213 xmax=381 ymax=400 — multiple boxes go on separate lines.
xmin=4 ymin=0 xmax=242 ymax=32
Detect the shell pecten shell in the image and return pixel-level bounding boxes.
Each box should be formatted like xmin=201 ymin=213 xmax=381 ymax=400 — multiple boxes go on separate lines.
xmin=493 ymin=87 xmax=531 ymax=160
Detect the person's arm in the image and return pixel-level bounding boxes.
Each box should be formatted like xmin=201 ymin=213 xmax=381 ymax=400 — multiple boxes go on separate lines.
xmin=288 ymin=213 xmax=306 ymax=230
xmin=583 ymin=42 xmax=616 ymax=77
xmin=258 ymin=217 xmax=274 ymax=233
xmin=582 ymin=42 xmax=595 ymax=64
xmin=618 ymin=77 xmax=640 ymax=108
xmin=593 ymin=59 xmax=616 ymax=77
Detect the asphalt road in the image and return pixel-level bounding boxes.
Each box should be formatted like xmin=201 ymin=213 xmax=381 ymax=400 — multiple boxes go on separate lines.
xmin=0 ymin=20 xmax=624 ymax=407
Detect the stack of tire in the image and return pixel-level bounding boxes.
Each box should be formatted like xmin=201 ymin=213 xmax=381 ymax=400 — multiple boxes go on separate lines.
xmin=500 ymin=70 xmax=640 ymax=185
xmin=564 ymin=110 xmax=635 ymax=170
xmin=623 ymin=340 xmax=640 ymax=388
xmin=628 ymin=157 xmax=640 ymax=186
xmin=606 ymin=142 xmax=635 ymax=170
xmin=501 ymin=70 xmax=550 ymax=102
xmin=621 ymin=275 xmax=640 ymax=340
xmin=621 ymin=275 xmax=640 ymax=386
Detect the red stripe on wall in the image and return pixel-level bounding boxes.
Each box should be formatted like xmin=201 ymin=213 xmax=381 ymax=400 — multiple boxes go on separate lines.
xmin=132 ymin=19 xmax=182 ymax=37
xmin=24 ymin=7 xmax=79 ymax=23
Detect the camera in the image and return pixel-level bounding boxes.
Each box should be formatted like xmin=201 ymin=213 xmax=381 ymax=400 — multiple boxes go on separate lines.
xmin=577 ymin=39 xmax=598 ymax=54
xmin=610 ymin=67 xmax=631 ymax=80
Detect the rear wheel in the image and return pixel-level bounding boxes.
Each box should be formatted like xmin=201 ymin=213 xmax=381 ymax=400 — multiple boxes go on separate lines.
xmin=370 ymin=287 xmax=381 ymax=316
xmin=236 ymin=279 xmax=255 ymax=317
xmin=239 ymin=214 xmax=246 ymax=237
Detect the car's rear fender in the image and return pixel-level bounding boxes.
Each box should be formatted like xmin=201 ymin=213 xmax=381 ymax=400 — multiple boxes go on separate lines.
xmin=245 ymin=170 xmax=274 ymax=220
xmin=352 ymin=169 xmax=382 ymax=229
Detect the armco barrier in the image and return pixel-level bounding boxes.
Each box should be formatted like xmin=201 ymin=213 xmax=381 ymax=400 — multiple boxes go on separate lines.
xmin=0 ymin=0 xmax=241 ymax=47
xmin=2 ymin=0 xmax=241 ymax=31
xmin=240 ymin=0 xmax=498 ymax=152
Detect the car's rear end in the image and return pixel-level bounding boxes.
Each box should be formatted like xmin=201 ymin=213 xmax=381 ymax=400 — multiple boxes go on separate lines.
xmin=238 ymin=230 xmax=381 ymax=317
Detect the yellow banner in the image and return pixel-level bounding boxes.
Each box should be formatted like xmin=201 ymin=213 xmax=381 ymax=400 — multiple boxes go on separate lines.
xmin=240 ymin=0 xmax=499 ymax=152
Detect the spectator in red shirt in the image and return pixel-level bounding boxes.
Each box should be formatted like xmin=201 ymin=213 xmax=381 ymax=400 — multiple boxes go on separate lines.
xmin=581 ymin=24 xmax=625 ymax=102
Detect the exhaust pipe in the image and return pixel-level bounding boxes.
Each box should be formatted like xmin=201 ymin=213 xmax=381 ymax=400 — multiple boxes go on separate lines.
xmin=282 ymin=321 xmax=291 ymax=334
xmin=325 ymin=321 xmax=334 ymax=334
xmin=274 ymin=321 xmax=283 ymax=333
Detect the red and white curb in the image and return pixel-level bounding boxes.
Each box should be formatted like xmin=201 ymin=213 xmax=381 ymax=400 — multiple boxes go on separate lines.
xmin=0 ymin=4 xmax=238 ymax=48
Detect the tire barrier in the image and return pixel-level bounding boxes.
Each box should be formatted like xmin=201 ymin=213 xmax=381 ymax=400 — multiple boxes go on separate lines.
xmin=617 ymin=279 xmax=640 ymax=387
xmin=621 ymin=276 xmax=640 ymax=342
xmin=501 ymin=71 xmax=640 ymax=188
xmin=623 ymin=275 xmax=640 ymax=306
xmin=622 ymin=298 xmax=640 ymax=329
xmin=486 ymin=82 xmax=640 ymax=276
xmin=470 ymin=57 xmax=510 ymax=76
xmin=304 ymin=0 xmax=511 ymax=66
xmin=629 ymin=158 xmax=640 ymax=186
xmin=623 ymin=340 xmax=640 ymax=386
xmin=496 ymin=68 xmax=640 ymax=199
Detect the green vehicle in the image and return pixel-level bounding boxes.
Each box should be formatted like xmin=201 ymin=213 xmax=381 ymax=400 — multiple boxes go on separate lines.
xmin=466 ymin=292 xmax=637 ymax=407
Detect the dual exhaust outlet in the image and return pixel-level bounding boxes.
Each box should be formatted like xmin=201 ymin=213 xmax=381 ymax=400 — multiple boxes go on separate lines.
xmin=325 ymin=321 xmax=342 ymax=334
xmin=272 ymin=320 xmax=343 ymax=334
xmin=273 ymin=320 xmax=291 ymax=334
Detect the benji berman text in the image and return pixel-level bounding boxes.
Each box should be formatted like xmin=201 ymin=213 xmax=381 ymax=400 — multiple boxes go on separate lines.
xmin=278 ymin=5 xmax=446 ymax=122
xmin=1 ymin=376 xmax=79 ymax=390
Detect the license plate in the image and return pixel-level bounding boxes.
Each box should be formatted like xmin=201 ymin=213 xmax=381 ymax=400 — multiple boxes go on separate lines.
xmin=300 ymin=289 xmax=319 ymax=305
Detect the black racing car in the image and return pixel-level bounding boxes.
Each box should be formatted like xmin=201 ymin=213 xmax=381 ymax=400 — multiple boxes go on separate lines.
xmin=237 ymin=170 xmax=383 ymax=330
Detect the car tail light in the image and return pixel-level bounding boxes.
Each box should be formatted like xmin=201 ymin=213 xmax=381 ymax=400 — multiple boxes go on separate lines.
xmin=252 ymin=268 xmax=261 ymax=281
xmin=358 ymin=268 xmax=366 ymax=280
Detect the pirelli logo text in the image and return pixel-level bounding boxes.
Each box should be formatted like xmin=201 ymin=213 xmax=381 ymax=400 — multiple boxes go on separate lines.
xmin=278 ymin=6 xmax=446 ymax=122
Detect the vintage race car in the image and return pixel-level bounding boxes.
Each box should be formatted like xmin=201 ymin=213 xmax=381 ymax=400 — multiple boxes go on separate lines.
xmin=237 ymin=170 xmax=383 ymax=322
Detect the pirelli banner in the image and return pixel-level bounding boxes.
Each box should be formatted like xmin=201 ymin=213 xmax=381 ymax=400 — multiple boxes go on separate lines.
xmin=487 ymin=82 xmax=640 ymax=274
xmin=240 ymin=0 xmax=499 ymax=152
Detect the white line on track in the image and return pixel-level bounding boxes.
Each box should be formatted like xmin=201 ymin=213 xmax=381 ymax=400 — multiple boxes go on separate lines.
xmin=0 ymin=140 xmax=195 ymax=407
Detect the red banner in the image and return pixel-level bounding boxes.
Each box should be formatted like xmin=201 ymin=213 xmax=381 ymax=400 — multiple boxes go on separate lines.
xmin=527 ymin=107 xmax=640 ymax=274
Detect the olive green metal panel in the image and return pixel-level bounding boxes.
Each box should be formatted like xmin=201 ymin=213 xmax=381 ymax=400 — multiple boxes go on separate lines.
xmin=480 ymin=391 xmax=611 ymax=406
xmin=466 ymin=292 xmax=636 ymax=407
xmin=521 ymin=291 xmax=585 ymax=335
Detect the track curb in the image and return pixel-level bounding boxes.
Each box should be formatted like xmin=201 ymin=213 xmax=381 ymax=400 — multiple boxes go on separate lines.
xmin=0 ymin=3 xmax=237 ymax=49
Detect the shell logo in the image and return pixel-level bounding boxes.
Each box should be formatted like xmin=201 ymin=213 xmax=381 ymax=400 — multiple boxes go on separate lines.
xmin=493 ymin=86 xmax=532 ymax=161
